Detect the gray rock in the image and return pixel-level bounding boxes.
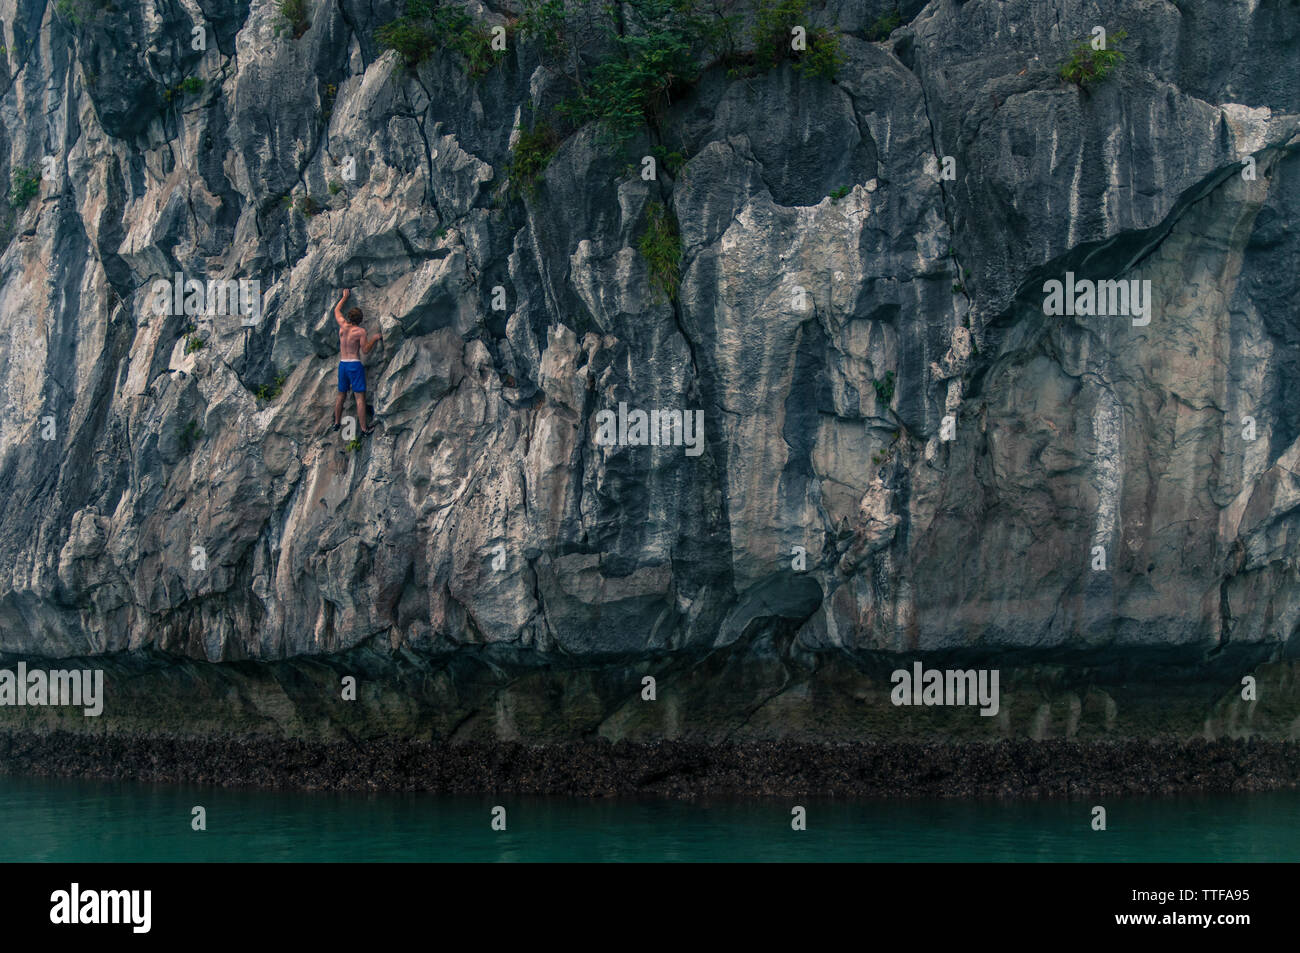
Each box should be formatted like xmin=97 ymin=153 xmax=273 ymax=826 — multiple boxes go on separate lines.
xmin=0 ymin=0 xmax=1297 ymax=740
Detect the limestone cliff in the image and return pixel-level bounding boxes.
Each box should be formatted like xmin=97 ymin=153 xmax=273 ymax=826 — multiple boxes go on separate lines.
xmin=0 ymin=0 xmax=1298 ymax=746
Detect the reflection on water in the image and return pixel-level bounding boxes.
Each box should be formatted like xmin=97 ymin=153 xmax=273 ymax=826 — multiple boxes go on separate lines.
xmin=0 ymin=774 xmax=1296 ymax=862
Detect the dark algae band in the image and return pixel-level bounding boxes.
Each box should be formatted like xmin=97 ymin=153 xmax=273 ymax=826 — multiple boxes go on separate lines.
xmin=3 ymin=733 xmax=1299 ymax=798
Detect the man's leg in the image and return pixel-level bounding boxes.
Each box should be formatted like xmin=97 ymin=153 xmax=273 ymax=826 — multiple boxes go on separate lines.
xmin=355 ymin=392 xmax=369 ymax=432
xmin=333 ymin=391 xmax=346 ymax=426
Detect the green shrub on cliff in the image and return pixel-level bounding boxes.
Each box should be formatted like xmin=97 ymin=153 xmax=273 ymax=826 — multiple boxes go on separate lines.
xmin=639 ymin=199 xmax=681 ymax=304
xmin=554 ymin=0 xmax=709 ymax=144
xmin=8 ymin=165 xmax=39 ymax=208
xmin=515 ymin=0 xmax=572 ymax=57
xmin=1058 ymin=28 xmax=1127 ymax=90
xmin=793 ymin=28 xmax=843 ymax=80
xmin=388 ymin=0 xmax=849 ymax=194
xmin=377 ymin=0 xmax=500 ymax=77
xmin=751 ymin=0 xmax=844 ymax=80
xmin=54 ymin=0 xmax=109 ymax=27
xmin=164 ymin=76 xmax=204 ymax=102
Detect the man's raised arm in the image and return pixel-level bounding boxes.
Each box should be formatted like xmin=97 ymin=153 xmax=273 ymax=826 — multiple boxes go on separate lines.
xmin=333 ymin=288 xmax=350 ymax=326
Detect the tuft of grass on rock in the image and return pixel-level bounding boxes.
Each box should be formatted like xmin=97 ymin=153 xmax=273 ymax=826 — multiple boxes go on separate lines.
xmin=275 ymin=0 xmax=311 ymax=39
xmin=254 ymin=370 xmax=288 ymax=402
xmin=639 ymin=199 xmax=681 ymax=304
xmin=505 ymin=122 xmax=561 ymax=197
xmin=867 ymin=6 xmax=902 ymax=42
xmin=178 ymin=419 xmax=204 ymax=453
xmin=873 ymin=370 xmax=895 ymax=404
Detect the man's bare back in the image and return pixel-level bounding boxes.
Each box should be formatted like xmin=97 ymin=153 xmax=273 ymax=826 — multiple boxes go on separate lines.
xmin=338 ymin=322 xmax=365 ymax=362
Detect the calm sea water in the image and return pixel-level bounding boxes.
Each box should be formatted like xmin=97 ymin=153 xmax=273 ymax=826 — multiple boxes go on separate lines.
xmin=1 ymin=774 xmax=1296 ymax=862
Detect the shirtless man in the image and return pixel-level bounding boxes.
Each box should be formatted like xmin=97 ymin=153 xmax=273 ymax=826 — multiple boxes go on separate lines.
xmin=332 ymin=289 xmax=382 ymax=434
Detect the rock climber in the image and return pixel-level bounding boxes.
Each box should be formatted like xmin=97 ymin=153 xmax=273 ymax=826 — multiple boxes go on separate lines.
xmin=331 ymin=288 xmax=382 ymax=434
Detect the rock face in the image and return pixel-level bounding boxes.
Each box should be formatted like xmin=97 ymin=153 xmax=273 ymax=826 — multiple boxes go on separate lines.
xmin=0 ymin=0 xmax=1298 ymax=744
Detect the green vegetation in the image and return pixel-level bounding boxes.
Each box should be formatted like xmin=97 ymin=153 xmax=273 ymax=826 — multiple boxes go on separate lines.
xmin=516 ymin=0 xmax=572 ymax=57
xmin=513 ymin=0 xmax=842 ymax=147
xmin=184 ymin=334 xmax=206 ymax=354
xmin=1058 ymin=29 xmax=1127 ymax=90
xmin=179 ymin=419 xmax=204 ymax=453
xmin=752 ymin=0 xmax=802 ymax=68
xmin=328 ymin=180 xmax=343 ymax=195
xmin=556 ymin=1 xmax=706 ymax=144
xmin=792 ymin=28 xmax=843 ymax=80
xmin=8 ymin=165 xmax=39 ymax=208
xmin=377 ymin=0 xmax=500 ymax=76
xmin=828 ymin=185 xmax=850 ymax=202
xmin=505 ymin=122 xmax=561 ymax=196
xmin=651 ymin=144 xmax=689 ymax=178
xmin=639 ymin=199 xmax=681 ymax=304
xmin=275 ymin=0 xmax=311 ymax=39
xmin=254 ymin=370 xmax=288 ymax=402
xmin=871 ymin=428 xmax=901 ymax=465
xmin=374 ymin=0 xmax=846 ymax=199
xmin=294 ymin=194 xmax=320 ymax=216
xmin=165 ymin=76 xmax=204 ymax=102
xmin=345 ymin=437 xmax=363 ymax=453
xmin=873 ymin=370 xmax=895 ymax=404
xmin=751 ymin=0 xmax=843 ymax=80
xmin=54 ymin=0 xmax=98 ymax=27
xmin=867 ymin=6 xmax=902 ymax=42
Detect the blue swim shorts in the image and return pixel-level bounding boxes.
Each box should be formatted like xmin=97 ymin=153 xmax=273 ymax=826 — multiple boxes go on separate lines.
xmin=338 ymin=360 xmax=366 ymax=393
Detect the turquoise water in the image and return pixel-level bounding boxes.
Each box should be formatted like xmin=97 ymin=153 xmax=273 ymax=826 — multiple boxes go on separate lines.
xmin=1 ymin=774 xmax=1296 ymax=861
